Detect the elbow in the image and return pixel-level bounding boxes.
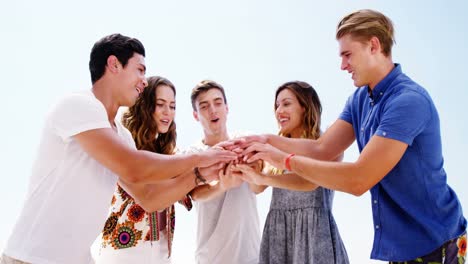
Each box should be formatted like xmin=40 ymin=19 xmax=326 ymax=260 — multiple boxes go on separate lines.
xmin=349 ymin=182 xmax=369 ymax=197
xmin=120 ymin=164 xmax=146 ymax=185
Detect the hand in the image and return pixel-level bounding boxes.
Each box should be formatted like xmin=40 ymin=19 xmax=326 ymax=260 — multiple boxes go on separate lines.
xmin=198 ymin=162 xmax=224 ymax=183
xmin=242 ymin=142 xmax=288 ymax=170
xmin=219 ymin=162 xmax=243 ymax=191
xmin=233 ymin=164 xmax=266 ymax=186
xmin=197 ymin=148 xmax=237 ymax=168
xmin=215 ymin=135 xmax=269 ymax=152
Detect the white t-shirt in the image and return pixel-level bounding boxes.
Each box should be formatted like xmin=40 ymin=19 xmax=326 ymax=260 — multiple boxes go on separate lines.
xmin=187 ymin=139 xmax=261 ymax=264
xmin=4 ymin=91 xmax=135 ymax=264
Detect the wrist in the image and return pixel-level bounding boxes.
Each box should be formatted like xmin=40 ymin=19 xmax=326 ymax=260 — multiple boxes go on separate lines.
xmin=194 ymin=167 xmax=207 ymax=186
xmin=284 ymin=153 xmax=295 ymax=171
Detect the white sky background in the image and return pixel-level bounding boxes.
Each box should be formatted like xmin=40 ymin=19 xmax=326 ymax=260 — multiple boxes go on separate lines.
xmin=1 ymin=0 xmax=467 ymax=263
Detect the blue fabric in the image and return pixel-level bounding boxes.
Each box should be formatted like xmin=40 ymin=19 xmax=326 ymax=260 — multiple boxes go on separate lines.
xmin=339 ymin=64 xmax=466 ymax=261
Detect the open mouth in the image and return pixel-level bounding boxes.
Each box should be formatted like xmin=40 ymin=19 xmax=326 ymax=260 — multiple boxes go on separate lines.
xmin=136 ymin=87 xmax=142 ymax=94
xmin=211 ymin=118 xmax=220 ymax=123
xmin=278 ymin=117 xmax=289 ymax=125
xmin=160 ymin=119 xmax=170 ymax=125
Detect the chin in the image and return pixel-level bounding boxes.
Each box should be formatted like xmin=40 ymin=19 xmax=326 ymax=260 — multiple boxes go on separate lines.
xmin=158 ymin=127 xmax=169 ymax=134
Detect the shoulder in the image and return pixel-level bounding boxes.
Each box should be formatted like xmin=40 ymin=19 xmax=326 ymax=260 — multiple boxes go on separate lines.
xmin=388 ymin=83 xmax=433 ymax=111
xmin=49 ymin=91 xmax=105 ymax=116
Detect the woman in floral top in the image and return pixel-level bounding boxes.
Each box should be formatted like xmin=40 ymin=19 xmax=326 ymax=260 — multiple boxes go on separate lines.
xmin=94 ymin=76 xmax=192 ymax=264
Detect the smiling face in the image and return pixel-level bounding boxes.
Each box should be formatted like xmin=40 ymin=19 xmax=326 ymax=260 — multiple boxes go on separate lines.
xmin=275 ymin=88 xmax=305 ymax=138
xmin=193 ymin=88 xmax=228 ymax=137
xmin=115 ymin=53 xmax=148 ymax=107
xmin=338 ymin=34 xmax=378 ymax=88
xmin=153 ymin=84 xmax=176 ymax=134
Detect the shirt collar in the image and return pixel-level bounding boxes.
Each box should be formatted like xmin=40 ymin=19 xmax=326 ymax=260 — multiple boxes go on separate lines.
xmin=367 ymin=63 xmax=402 ymax=103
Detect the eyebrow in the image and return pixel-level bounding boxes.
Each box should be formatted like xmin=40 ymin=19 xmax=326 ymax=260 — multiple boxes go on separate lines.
xmin=277 ymin=97 xmax=293 ymax=103
xmin=198 ymin=97 xmax=224 ymax=105
xmin=156 ymin=98 xmax=175 ymax=103
xmin=339 ymin=50 xmax=349 ymax=57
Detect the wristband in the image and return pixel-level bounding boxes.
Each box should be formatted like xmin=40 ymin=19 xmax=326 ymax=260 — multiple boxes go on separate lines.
xmin=284 ymin=153 xmax=295 ymax=171
xmin=194 ymin=167 xmax=207 ymax=185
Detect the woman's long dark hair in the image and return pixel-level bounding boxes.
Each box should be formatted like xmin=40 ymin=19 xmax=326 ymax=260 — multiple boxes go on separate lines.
xmin=122 ymin=76 xmax=177 ymax=154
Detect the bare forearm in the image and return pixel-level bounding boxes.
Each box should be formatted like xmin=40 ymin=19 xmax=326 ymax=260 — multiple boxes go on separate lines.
xmin=290 ymin=156 xmax=367 ymax=196
xmin=267 ymin=135 xmax=331 ymax=160
xmin=121 ymin=151 xmax=200 ymax=184
xmin=121 ymin=170 xmax=197 ymax=212
xmin=263 ymin=173 xmax=318 ymax=191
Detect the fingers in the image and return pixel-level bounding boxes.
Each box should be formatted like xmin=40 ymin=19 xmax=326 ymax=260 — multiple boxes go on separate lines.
xmin=241 ymin=142 xmax=264 ymax=157
xmin=246 ymin=152 xmax=263 ymax=164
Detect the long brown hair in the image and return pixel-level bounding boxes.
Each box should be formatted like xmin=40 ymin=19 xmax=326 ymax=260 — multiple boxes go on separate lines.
xmin=122 ymin=76 xmax=177 ymax=154
xmin=274 ymin=81 xmax=322 ymax=140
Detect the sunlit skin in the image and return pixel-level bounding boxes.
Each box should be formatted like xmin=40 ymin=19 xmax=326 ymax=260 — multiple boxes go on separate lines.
xmin=92 ymin=54 xmax=148 ymax=127
xmin=153 ymin=85 xmax=176 ymax=134
xmin=114 ymin=54 xmax=148 ymax=107
xmin=338 ymin=34 xmax=392 ymax=89
xmin=276 ymin=89 xmax=305 ymax=138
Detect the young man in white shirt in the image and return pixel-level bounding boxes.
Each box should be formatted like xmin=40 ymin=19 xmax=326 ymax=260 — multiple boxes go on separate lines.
xmin=187 ymin=80 xmax=261 ymax=264
xmin=1 ymin=34 xmax=235 ymax=264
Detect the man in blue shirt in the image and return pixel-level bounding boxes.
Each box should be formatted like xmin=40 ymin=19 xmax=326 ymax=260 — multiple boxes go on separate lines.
xmin=231 ymin=9 xmax=467 ymax=263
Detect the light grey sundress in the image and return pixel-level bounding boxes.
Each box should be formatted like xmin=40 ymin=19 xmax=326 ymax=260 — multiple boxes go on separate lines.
xmin=259 ymin=186 xmax=349 ymax=264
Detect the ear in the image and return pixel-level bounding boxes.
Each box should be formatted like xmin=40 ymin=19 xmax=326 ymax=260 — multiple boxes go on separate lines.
xmin=193 ymin=110 xmax=199 ymax=121
xmin=107 ymin=55 xmax=120 ymax=74
xmin=369 ymin=36 xmax=381 ymax=54
xmin=225 ymin=104 xmax=229 ymax=115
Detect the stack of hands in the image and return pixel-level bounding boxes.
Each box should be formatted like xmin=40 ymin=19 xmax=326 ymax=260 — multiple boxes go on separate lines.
xmin=196 ymin=135 xmax=289 ymax=189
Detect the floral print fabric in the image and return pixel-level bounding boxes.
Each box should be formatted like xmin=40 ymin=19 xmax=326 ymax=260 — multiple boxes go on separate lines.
xmin=100 ymin=185 xmax=192 ymax=257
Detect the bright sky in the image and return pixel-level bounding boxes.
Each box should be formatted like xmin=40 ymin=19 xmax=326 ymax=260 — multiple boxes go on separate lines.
xmin=1 ymin=1 xmax=467 ymax=263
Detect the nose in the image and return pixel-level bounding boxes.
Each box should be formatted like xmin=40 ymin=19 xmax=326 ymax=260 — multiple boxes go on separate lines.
xmin=162 ymin=105 xmax=169 ymax=115
xmin=275 ymin=105 xmax=283 ymax=116
xmin=209 ymin=104 xmax=216 ymax=114
xmin=340 ymin=57 xmax=348 ymax=71
xmin=142 ymin=78 xmax=148 ymax=88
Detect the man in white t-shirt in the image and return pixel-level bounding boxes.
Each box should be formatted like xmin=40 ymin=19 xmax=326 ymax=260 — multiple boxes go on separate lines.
xmin=187 ymin=80 xmax=261 ymax=264
xmin=1 ymin=34 xmax=236 ymax=264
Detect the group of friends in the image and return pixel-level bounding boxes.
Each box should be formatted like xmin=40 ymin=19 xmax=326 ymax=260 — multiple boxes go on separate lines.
xmin=1 ymin=9 xmax=466 ymax=264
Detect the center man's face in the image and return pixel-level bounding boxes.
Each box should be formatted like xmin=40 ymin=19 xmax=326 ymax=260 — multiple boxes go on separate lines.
xmin=193 ymin=88 xmax=228 ymax=136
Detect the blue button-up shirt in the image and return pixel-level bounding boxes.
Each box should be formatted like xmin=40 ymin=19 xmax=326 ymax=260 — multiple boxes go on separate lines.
xmin=339 ymin=64 xmax=466 ymax=261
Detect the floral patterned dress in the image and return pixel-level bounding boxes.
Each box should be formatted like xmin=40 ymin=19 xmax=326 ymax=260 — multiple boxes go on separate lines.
xmin=98 ymin=185 xmax=192 ymax=259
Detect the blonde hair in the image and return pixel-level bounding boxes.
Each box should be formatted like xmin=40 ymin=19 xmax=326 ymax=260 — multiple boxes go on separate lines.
xmin=336 ymin=9 xmax=395 ymax=56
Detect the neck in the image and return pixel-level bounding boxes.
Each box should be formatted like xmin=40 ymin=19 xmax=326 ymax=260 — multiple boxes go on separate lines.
xmin=203 ymin=130 xmax=229 ymax=147
xmin=92 ymin=79 xmax=120 ymax=127
xmin=368 ymin=58 xmax=395 ymax=90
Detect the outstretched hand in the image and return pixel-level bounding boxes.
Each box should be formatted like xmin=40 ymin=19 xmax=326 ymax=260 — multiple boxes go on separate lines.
xmin=241 ymin=142 xmax=288 ymax=170
xmin=219 ymin=162 xmax=243 ymax=191
xmin=215 ymin=135 xmax=269 ymax=152
xmin=198 ymin=162 xmax=225 ymax=183
xmin=197 ymin=148 xmax=237 ymax=168
xmin=233 ymin=164 xmax=265 ymax=186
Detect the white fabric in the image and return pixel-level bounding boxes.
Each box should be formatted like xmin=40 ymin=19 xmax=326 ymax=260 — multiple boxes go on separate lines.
xmin=187 ymin=138 xmax=261 ymax=264
xmin=94 ymin=233 xmax=170 ymax=264
xmin=4 ymin=91 xmax=135 ymax=264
